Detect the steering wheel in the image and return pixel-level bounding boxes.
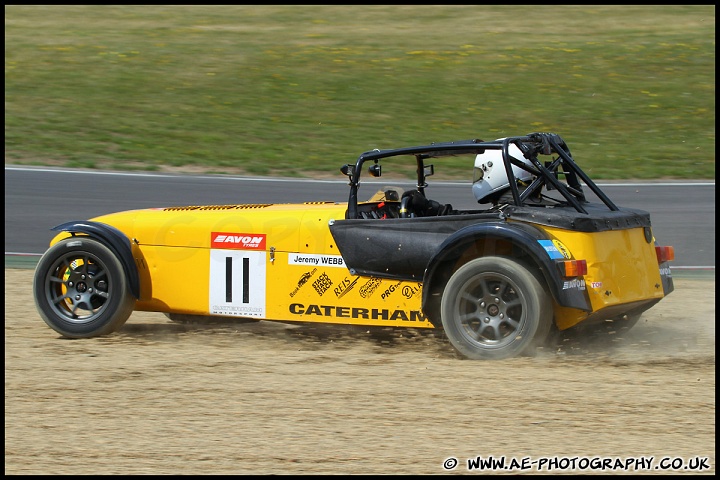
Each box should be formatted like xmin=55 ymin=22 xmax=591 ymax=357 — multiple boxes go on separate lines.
xmin=400 ymin=190 xmax=426 ymax=218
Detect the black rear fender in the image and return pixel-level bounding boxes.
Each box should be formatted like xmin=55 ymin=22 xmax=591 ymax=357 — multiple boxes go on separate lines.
xmin=421 ymin=223 xmax=590 ymax=326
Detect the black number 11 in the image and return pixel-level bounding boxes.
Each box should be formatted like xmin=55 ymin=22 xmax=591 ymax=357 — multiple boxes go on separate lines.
xmin=225 ymin=256 xmax=250 ymax=303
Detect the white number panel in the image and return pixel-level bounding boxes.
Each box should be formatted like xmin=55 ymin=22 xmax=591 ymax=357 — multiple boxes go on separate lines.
xmin=209 ymin=250 xmax=266 ymax=317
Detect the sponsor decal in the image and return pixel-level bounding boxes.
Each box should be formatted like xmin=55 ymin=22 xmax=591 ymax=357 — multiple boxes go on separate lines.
xmin=381 ymin=281 xmax=402 ymax=300
xmin=289 ymin=303 xmax=428 ymax=323
xmin=402 ymin=284 xmax=421 ymax=299
xmin=591 ymin=281 xmax=603 ymax=288
xmin=659 ymin=266 xmax=672 ymax=276
xmin=562 ymin=279 xmax=586 ymax=290
xmin=290 ymin=268 xmax=317 ymax=298
xmin=288 ymin=253 xmax=346 ymax=268
xmin=538 ymin=240 xmax=566 ymax=260
xmin=211 ymin=305 xmax=263 ymax=315
xmin=312 ymin=272 xmax=333 ymax=296
xmin=552 ymin=239 xmax=571 ymax=259
xmin=359 ymin=277 xmax=382 ymax=299
xmin=211 ymin=232 xmax=266 ymax=250
xmin=334 ymin=277 xmax=360 ymax=298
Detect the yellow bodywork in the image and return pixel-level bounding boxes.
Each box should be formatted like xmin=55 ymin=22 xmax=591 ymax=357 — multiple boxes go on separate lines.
xmin=51 ymin=202 xmax=432 ymax=328
xmin=49 ymin=202 xmax=666 ymax=331
xmin=540 ymin=225 xmax=665 ymax=330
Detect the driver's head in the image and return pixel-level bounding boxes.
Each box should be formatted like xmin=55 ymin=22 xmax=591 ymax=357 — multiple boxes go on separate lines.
xmin=472 ymin=142 xmax=534 ymax=204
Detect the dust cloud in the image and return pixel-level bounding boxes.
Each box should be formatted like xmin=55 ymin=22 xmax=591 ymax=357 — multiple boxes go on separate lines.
xmin=5 ymin=269 xmax=715 ymax=474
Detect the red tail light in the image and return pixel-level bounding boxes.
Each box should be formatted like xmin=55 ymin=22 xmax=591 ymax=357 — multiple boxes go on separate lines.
xmin=655 ymin=246 xmax=675 ymax=263
xmin=558 ymin=259 xmax=587 ymax=277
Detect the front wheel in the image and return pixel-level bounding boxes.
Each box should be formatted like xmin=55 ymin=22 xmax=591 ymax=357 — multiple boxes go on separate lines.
xmin=440 ymin=256 xmax=552 ymax=360
xmin=33 ymin=237 xmax=135 ymax=338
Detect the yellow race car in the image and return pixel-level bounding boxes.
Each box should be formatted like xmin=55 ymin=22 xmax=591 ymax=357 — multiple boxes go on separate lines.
xmin=33 ymin=133 xmax=675 ymax=359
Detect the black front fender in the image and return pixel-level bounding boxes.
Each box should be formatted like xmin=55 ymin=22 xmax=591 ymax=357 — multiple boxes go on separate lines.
xmin=51 ymin=221 xmax=140 ymax=299
xmin=421 ymin=222 xmax=591 ymax=315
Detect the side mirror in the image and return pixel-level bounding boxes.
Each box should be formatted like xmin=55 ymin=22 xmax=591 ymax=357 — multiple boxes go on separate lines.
xmin=424 ymin=164 xmax=434 ymax=177
xmin=368 ymin=163 xmax=382 ymax=177
xmin=340 ymin=164 xmax=353 ymax=177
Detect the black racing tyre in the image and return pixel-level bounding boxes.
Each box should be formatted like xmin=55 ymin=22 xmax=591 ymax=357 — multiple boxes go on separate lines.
xmin=33 ymin=237 xmax=135 ymax=338
xmin=164 ymin=313 xmax=259 ymax=324
xmin=440 ymin=256 xmax=552 ymax=360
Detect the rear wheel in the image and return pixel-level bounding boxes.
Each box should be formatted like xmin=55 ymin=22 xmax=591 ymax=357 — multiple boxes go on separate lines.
xmin=440 ymin=256 xmax=552 ymax=360
xmin=33 ymin=237 xmax=135 ymax=338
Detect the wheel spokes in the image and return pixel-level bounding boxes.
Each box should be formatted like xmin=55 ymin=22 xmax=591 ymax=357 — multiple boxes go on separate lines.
xmin=45 ymin=252 xmax=111 ymax=322
xmin=457 ymin=272 xmax=526 ymax=347
xmin=50 ymin=292 xmax=71 ymax=305
xmin=92 ymin=269 xmax=107 ymax=281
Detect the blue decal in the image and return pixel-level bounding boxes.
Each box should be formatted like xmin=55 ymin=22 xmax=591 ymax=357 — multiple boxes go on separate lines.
xmin=538 ymin=240 xmax=565 ymax=259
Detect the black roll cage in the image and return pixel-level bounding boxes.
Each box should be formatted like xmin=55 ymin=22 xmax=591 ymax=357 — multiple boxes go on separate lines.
xmin=342 ymin=132 xmax=618 ymax=220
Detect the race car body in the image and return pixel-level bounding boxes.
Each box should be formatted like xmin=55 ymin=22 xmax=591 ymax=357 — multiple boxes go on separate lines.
xmin=33 ymin=132 xmax=675 ymax=359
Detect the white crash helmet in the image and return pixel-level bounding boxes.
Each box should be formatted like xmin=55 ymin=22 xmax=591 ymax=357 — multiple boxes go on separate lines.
xmin=472 ymin=142 xmax=534 ymax=204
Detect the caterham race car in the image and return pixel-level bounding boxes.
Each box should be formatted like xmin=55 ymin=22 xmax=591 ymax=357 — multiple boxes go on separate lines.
xmin=33 ymin=132 xmax=675 ymax=359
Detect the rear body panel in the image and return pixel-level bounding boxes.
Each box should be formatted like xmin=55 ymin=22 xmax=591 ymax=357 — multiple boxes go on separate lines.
xmin=543 ymin=225 xmax=669 ymax=329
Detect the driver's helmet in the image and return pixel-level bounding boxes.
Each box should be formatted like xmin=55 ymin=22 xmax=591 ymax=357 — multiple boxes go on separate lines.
xmin=472 ymin=142 xmax=534 ymax=204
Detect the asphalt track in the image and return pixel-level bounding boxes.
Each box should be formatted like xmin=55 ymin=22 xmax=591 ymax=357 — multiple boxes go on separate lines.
xmin=4 ymin=166 xmax=715 ymax=272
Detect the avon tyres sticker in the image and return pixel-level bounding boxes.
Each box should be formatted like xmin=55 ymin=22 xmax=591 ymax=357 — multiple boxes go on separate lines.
xmin=211 ymin=232 xmax=266 ymax=250
xmin=538 ymin=239 xmax=571 ymax=259
xmin=288 ymin=253 xmax=346 ymax=268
